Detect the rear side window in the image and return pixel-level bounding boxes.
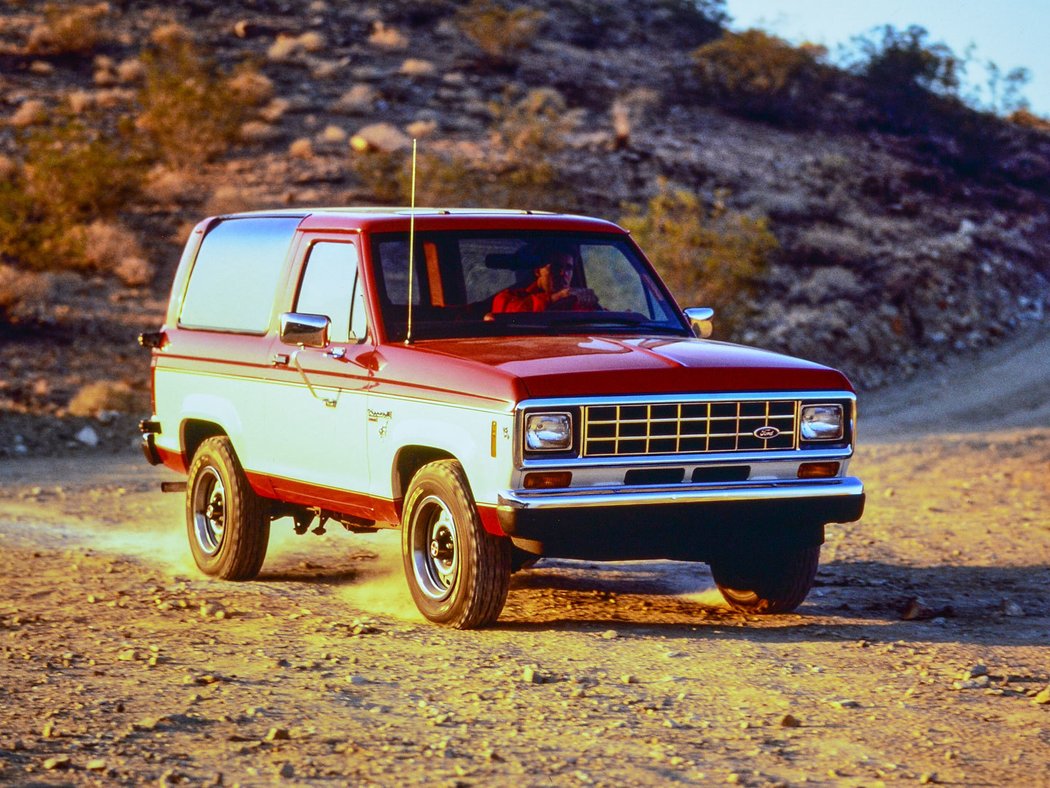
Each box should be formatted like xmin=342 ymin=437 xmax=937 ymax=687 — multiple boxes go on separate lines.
xmin=179 ymin=217 xmax=301 ymax=332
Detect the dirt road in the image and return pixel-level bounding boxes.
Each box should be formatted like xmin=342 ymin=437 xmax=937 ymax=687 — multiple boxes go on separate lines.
xmin=2 ymin=357 xmax=1050 ymax=785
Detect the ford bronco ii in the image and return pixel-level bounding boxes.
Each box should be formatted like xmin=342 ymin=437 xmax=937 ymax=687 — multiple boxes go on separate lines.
xmin=140 ymin=208 xmax=864 ymax=628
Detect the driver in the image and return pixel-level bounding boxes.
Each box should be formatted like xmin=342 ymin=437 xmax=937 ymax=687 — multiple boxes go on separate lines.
xmin=489 ymin=247 xmax=599 ymax=314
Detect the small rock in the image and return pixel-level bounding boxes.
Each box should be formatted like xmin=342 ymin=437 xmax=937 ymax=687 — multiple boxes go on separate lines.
xmin=1033 ymin=687 xmax=1050 ymax=705
xmin=920 ymin=772 xmax=938 ymax=784
xmin=10 ymin=100 xmax=47 ymax=128
xmin=620 ymin=674 xmax=637 ymax=685
xmin=288 ymin=138 xmax=314 ymax=159
xmin=964 ymin=664 xmax=988 ymax=679
xmin=350 ymin=122 xmax=410 ymax=153
xmin=199 ymin=602 xmax=227 ymax=619
xmin=278 ymin=763 xmax=294 ymax=778
xmin=42 ymin=756 xmax=71 ymax=770
xmin=133 ymin=717 xmax=163 ymax=731
xmin=332 ymin=84 xmax=376 ymax=114
xmin=830 ymin=699 xmax=860 ymax=709
xmin=319 ymin=125 xmax=347 ymax=144
xmin=900 ymin=597 xmax=935 ymax=620
xmin=600 ymin=630 xmax=618 ymax=640
xmin=399 ymin=58 xmax=435 ymax=77
xmin=522 ymin=666 xmax=543 ymax=684
xmin=75 ymin=426 xmax=100 ymax=447
xmin=1002 ymin=600 xmax=1024 ymax=617
xmin=780 ymin=713 xmax=802 ymax=727
xmin=265 ymin=727 xmax=290 ymax=742
xmin=86 ymin=759 xmax=107 ymax=771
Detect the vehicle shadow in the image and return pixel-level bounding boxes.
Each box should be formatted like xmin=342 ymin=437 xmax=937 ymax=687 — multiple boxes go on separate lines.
xmin=496 ymin=559 xmax=1050 ymax=646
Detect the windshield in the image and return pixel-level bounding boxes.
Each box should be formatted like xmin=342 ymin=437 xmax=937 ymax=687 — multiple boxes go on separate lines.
xmin=369 ymin=231 xmax=688 ymax=341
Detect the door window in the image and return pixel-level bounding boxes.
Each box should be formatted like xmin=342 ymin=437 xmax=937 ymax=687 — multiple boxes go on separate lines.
xmin=295 ymin=241 xmax=362 ymax=343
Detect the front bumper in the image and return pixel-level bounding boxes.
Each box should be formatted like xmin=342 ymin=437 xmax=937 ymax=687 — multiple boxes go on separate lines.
xmin=496 ymin=477 xmax=865 ymax=561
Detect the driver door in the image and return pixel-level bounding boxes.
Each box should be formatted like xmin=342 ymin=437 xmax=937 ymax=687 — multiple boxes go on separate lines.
xmin=264 ymin=236 xmax=374 ymax=519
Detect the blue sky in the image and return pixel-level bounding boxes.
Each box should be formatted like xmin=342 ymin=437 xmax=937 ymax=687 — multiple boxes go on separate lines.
xmin=726 ymin=0 xmax=1050 ymax=116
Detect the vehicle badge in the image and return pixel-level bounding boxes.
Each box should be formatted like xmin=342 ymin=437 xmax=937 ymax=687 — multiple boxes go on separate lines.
xmin=754 ymin=426 xmax=780 ymax=439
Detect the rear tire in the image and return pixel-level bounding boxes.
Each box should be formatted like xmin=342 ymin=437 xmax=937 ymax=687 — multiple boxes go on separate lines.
xmin=709 ymin=545 xmax=820 ymax=614
xmin=185 ymin=436 xmax=270 ymax=580
xmin=401 ymin=460 xmax=511 ymax=628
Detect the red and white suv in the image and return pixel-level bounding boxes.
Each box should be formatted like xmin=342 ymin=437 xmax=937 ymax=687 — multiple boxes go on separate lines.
xmin=140 ymin=208 xmax=864 ymax=628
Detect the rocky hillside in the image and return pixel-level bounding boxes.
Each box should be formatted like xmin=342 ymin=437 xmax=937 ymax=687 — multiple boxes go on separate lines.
xmin=1 ymin=0 xmax=1049 ymax=454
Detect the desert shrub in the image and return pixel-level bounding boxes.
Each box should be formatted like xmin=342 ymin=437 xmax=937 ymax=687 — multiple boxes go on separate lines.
xmin=621 ymin=180 xmax=778 ymax=335
xmin=0 ymin=121 xmax=141 ymax=275
xmin=0 ymin=264 xmax=52 ymax=325
xmin=486 ymin=88 xmax=576 ymax=207
xmin=21 ymin=121 xmax=141 ymax=222
xmin=67 ymin=380 xmax=138 ymax=417
xmin=692 ymin=29 xmax=830 ymax=126
xmin=73 ymin=220 xmax=153 ymax=285
xmin=1008 ymin=108 xmax=1050 ymax=134
xmin=847 ymin=25 xmax=965 ymax=132
xmin=350 ymin=150 xmax=408 ymax=204
xmin=456 ymin=0 xmax=545 ymax=69
xmin=852 ymin=25 xmax=962 ymax=98
xmin=26 ymin=3 xmax=110 ymax=56
xmin=137 ymin=32 xmax=252 ymax=168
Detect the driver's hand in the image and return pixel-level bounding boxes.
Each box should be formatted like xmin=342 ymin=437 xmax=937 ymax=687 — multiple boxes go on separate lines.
xmin=551 ymin=287 xmax=599 ymax=310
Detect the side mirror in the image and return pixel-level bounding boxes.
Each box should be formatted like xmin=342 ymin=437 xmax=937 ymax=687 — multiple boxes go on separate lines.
xmin=279 ymin=312 xmax=330 ymax=348
xmin=684 ymin=307 xmax=714 ymax=339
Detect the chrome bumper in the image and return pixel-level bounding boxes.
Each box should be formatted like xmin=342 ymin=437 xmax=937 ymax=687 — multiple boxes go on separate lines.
xmin=498 ymin=477 xmax=864 ymax=511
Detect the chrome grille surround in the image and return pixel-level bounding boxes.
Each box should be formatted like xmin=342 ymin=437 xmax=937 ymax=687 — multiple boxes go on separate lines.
xmin=582 ymin=398 xmax=799 ymax=457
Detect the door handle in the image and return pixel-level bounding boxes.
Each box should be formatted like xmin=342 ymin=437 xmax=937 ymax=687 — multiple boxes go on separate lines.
xmin=272 ymin=353 xmax=290 ymax=366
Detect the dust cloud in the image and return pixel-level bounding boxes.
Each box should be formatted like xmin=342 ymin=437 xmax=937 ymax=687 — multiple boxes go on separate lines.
xmin=333 ymin=530 xmax=424 ymax=623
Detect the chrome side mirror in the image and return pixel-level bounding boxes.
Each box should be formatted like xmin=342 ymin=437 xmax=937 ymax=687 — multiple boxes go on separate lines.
xmin=279 ymin=312 xmax=330 ymax=348
xmin=684 ymin=307 xmax=714 ymax=339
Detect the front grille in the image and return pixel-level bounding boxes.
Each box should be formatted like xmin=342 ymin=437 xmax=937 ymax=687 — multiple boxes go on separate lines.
xmin=582 ymin=400 xmax=798 ymax=457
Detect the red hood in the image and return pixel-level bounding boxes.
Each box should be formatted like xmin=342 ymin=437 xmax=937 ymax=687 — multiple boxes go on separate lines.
xmin=412 ymin=335 xmax=853 ymax=398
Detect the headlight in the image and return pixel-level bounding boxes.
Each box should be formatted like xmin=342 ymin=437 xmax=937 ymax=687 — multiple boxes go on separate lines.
xmin=524 ymin=413 xmax=573 ymax=452
xmin=800 ymin=404 xmax=844 ymax=441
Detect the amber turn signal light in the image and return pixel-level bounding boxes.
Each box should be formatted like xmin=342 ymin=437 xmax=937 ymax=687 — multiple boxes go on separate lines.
xmin=798 ymin=461 xmax=840 ymax=479
xmin=523 ymin=472 xmax=572 ymax=489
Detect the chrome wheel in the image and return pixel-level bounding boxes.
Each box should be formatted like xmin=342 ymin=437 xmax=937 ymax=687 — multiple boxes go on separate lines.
xmin=411 ymin=495 xmax=459 ymax=601
xmin=191 ymin=466 xmax=226 ymax=556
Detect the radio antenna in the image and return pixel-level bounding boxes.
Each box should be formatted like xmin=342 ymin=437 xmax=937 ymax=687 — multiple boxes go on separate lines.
xmin=404 ymin=138 xmax=417 ymax=345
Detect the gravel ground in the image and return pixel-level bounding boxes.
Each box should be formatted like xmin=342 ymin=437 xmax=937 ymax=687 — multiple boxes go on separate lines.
xmin=1 ymin=422 xmax=1048 ymax=786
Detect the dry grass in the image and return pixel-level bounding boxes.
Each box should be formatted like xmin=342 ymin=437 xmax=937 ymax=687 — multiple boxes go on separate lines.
xmin=26 ymin=3 xmax=110 ymax=56
xmin=72 ymin=221 xmax=153 ymax=285
xmin=456 ymin=0 xmax=544 ymax=68
xmin=0 ymin=121 xmax=141 ymax=278
xmin=621 ymin=179 xmax=777 ymax=335
xmin=0 ymin=264 xmax=52 ymax=324
xmin=693 ymin=29 xmax=830 ymax=126
xmin=137 ymin=30 xmax=252 ymax=168
xmin=67 ymin=381 xmax=138 ymax=417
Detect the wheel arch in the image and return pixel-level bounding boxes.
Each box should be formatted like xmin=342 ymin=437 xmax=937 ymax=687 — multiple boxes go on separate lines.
xmin=392 ymin=445 xmax=457 ymax=503
xmin=181 ymin=419 xmax=229 ymax=465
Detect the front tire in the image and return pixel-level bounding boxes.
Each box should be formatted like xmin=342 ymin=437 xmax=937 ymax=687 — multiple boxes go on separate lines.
xmin=186 ymin=436 xmax=270 ymax=580
xmin=709 ymin=545 xmax=820 ymax=614
xmin=401 ymin=460 xmax=511 ymax=628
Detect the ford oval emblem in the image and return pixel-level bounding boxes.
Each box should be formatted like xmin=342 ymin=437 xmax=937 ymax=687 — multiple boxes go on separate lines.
xmin=754 ymin=426 xmax=780 ymax=440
